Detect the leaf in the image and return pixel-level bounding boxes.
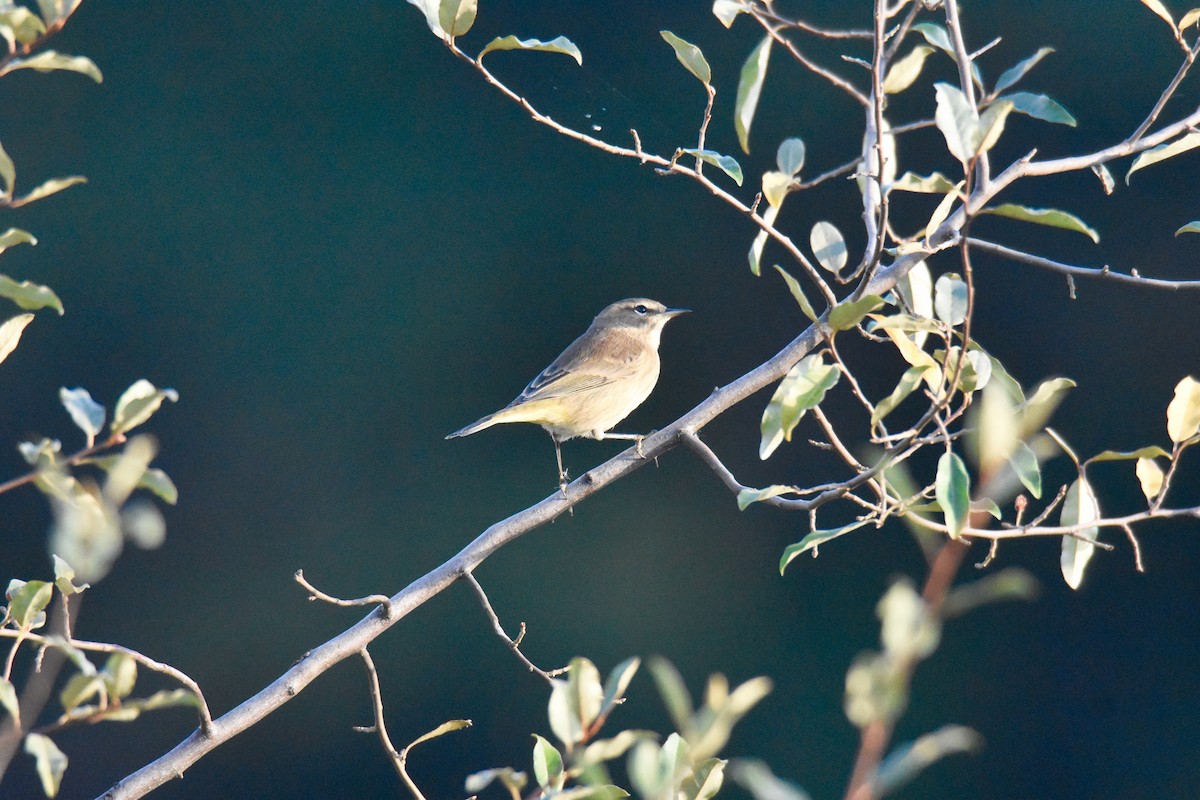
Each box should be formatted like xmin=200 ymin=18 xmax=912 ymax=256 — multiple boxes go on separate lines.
xmin=0 ymin=274 xmax=62 ymax=315
xmin=8 ymin=580 xmax=52 ymax=629
xmin=759 ymin=353 xmax=840 ymax=459
xmin=465 ymin=768 xmax=528 ymax=795
xmin=1167 ymin=375 xmax=1200 ymax=442
xmin=911 ymin=22 xmax=953 ymax=53
xmin=60 ymin=387 xmax=105 ymax=445
xmin=810 ymin=221 xmax=847 ymax=274
xmin=934 ymin=83 xmax=1014 ymax=164
xmin=936 ymin=452 xmax=971 ymax=539
xmin=681 ymin=757 xmax=728 ymax=800
xmin=828 ymin=295 xmax=885 ymax=331
xmin=923 ymin=181 xmax=964 ymax=243
xmin=408 ymin=718 xmax=472 ymax=748
xmin=648 ymin=658 xmax=693 ymax=732
xmin=103 ymin=653 xmax=138 ymax=699
xmin=883 ymin=46 xmax=934 ymax=94
xmin=728 ymin=760 xmax=811 ymax=800
xmin=86 ymin=456 xmax=179 ymax=505
xmin=772 ymin=266 xmax=817 ymax=322
xmin=1084 ymin=445 xmax=1171 ymax=464
xmin=1000 ymin=92 xmax=1076 ymax=127
xmin=933 ymin=273 xmax=967 ymax=326
xmin=0 ymin=141 xmax=12 ymax=198
xmin=780 ymin=521 xmax=869 ymax=572
xmin=406 ymin=0 xmax=446 ymax=36
xmin=680 ymin=149 xmax=743 ymax=186
xmin=889 ymin=171 xmax=957 ymax=194
xmin=660 ymin=31 xmax=711 ymax=85
xmin=583 ymin=730 xmax=654 ymax=764
xmin=0 ymin=227 xmax=37 ymax=256
xmin=0 ymin=7 xmax=45 ymax=47
xmin=1092 ymin=163 xmax=1116 ymax=195
xmin=736 ymin=484 xmax=798 ymax=510
xmin=1136 ymin=457 xmax=1165 ymax=502
xmin=761 ymin=171 xmax=791 ymax=208
xmin=1060 ymin=477 xmax=1101 ymax=590
xmin=548 ymin=657 xmax=603 ymax=746
xmin=1008 ymin=441 xmax=1042 ymax=498
xmin=747 ymin=203 xmax=779 ymax=276
xmin=994 ymin=47 xmax=1055 ymax=94
xmin=12 ymin=175 xmax=87 ymax=207
xmin=438 ymin=0 xmax=476 ymax=37
xmin=1176 ymin=221 xmax=1200 ymax=235
xmin=875 ymin=725 xmax=983 ymax=796
xmin=600 ymin=656 xmax=640 ymax=719
xmin=981 ymin=203 xmax=1099 ymax=243
xmin=712 ymin=0 xmax=746 ymax=28
xmin=532 ymin=734 xmax=564 ymax=789
xmin=776 ymin=137 xmax=806 ymax=176
xmin=1126 ymin=132 xmax=1200 ymax=183
xmin=0 ymin=50 xmax=102 ymax=82
xmin=0 ymin=312 xmax=33 ymax=365
xmin=1139 ymin=0 xmax=1177 ymax=31
xmin=111 ymin=379 xmax=179 ymax=435
xmin=734 ymin=36 xmax=772 ymax=153
xmin=975 ymin=99 xmax=1014 ymax=156
xmin=479 ymin=35 xmax=582 ymax=66
xmin=872 ymin=365 xmax=934 ymax=426
xmin=1183 ymin=8 xmax=1200 ymax=28
xmin=24 ymin=733 xmax=68 ymax=798
xmin=52 ymin=555 xmax=89 ymax=596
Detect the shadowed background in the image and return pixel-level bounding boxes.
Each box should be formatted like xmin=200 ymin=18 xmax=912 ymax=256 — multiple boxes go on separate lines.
xmin=3 ymin=1 xmax=1200 ymax=798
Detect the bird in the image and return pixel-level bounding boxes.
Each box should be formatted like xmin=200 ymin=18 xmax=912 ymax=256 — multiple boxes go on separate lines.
xmin=446 ymin=298 xmax=689 ymax=492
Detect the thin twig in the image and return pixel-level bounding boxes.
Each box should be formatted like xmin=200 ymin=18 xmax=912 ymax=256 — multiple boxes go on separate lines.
xmin=295 ymin=570 xmax=392 ymax=615
xmin=968 ymin=238 xmax=1200 ymax=291
xmin=1130 ymin=38 xmax=1200 ymax=141
xmin=0 ymin=433 xmax=127 ymax=497
xmin=356 ymin=649 xmax=410 ymax=789
xmin=462 ymin=571 xmax=562 ymax=683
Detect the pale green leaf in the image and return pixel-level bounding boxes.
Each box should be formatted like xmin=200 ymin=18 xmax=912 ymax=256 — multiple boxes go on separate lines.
xmin=408 ymin=718 xmax=472 ymax=748
xmin=661 ymin=30 xmax=711 ymax=85
xmin=681 ymin=148 xmax=743 ymax=186
xmin=648 ymin=658 xmax=693 ymax=732
xmin=911 ymin=22 xmax=953 ymax=53
xmin=761 ymin=170 xmax=791 ymax=207
xmin=1093 ymin=163 xmax=1116 ymax=195
xmin=0 ymin=274 xmax=62 ymax=314
xmin=883 ymin=46 xmax=934 ymax=94
xmin=0 ymin=676 xmax=17 ymax=724
xmin=889 ymin=170 xmax=957 ymax=194
xmin=734 ymin=36 xmax=771 ymax=153
xmin=0 ymin=50 xmax=102 ymax=82
xmin=747 ymin=203 xmax=779 ymax=276
xmin=1167 ymin=375 xmax=1200 ymax=442
xmin=872 ymin=365 xmax=933 ymax=426
xmin=8 ymin=579 xmax=52 ymax=629
xmin=0 ymin=227 xmax=37 ymax=255
xmin=86 ymin=456 xmax=179 ymax=505
xmin=0 ymin=312 xmax=34 ymax=366
xmin=936 ymin=452 xmax=970 ymax=539
xmin=780 ymin=521 xmax=870 ymax=572
xmin=111 ymin=379 xmax=179 ymax=435
xmin=465 ymin=768 xmax=528 ymax=795
xmin=682 ymin=757 xmax=728 ymax=800
xmin=1020 ymin=377 xmax=1076 ymax=438
xmin=406 ymin=0 xmax=445 ymax=36
xmin=776 ymin=137 xmax=805 ymax=176
xmin=1176 ymin=221 xmax=1200 ymax=235
xmin=52 ymin=554 xmax=89 ymax=596
xmin=532 ymin=734 xmax=564 ymax=788
xmin=981 ymin=203 xmax=1099 ymax=243
xmin=736 ymin=484 xmax=798 ymax=510
xmin=103 ymin=653 xmax=138 ymax=699
xmin=923 ymin=182 xmax=964 ymax=242
xmin=933 ymin=273 xmax=967 ymax=326
xmin=1136 ymin=457 xmax=1165 ymax=502
xmin=12 ymin=176 xmax=86 ymax=208
xmin=828 ymin=294 xmax=885 ymax=331
xmin=1140 ymin=0 xmax=1177 ymax=30
xmin=438 ymin=0 xmax=476 ymax=37
xmin=1009 ymin=440 xmax=1042 ymax=498
xmin=479 ymin=35 xmax=582 ymax=66
xmin=876 ymin=725 xmax=983 ymax=796
xmin=1060 ymin=477 xmax=1100 ymax=590
xmin=24 ymin=733 xmax=68 ymax=798
xmin=894 ymin=260 xmax=933 ymax=347
xmin=713 ymin=0 xmax=746 ymax=28
xmin=601 ymin=657 xmax=640 ymax=717
xmin=583 ymin=729 xmax=655 ymax=764
xmin=994 ymin=47 xmax=1054 ymax=94
xmin=1126 ymin=133 xmax=1200 ymax=183
xmin=1182 ymin=8 xmax=1200 ymax=28
xmin=934 ymin=83 xmax=974 ymax=164
xmin=760 ymin=353 xmax=840 ymax=458
xmin=60 ymin=387 xmax=105 ymax=444
xmin=810 ymin=221 xmax=847 ymax=274
xmin=866 ymin=314 xmax=944 ymax=335
xmin=976 ymin=99 xmax=1014 ymax=156
xmin=1000 ymin=92 xmax=1076 ymax=126
xmin=772 ymin=265 xmax=817 ymax=322
xmin=1084 ymin=445 xmax=1171 ymax=464
xmin=0 ymin=141 xmax=12 ymax=198
xmin=0 ymin=8 xmax=45 ymax=46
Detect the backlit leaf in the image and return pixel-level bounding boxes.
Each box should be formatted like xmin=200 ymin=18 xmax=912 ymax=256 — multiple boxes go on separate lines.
xmin=994 ymin=47 xmax=1054 ymax=94
xmin=889 ymin=171 xmax=956 ymax=194
xmin=936 ymin=452 xmax=970 ymax=539
xmin=438 ymin=0 xmax=476 ymax=37
xmin=810 ymin=221 xmax=847 ymax=274
xmin=1126 ymin=132 xmax=1200 ymax=183
xmin=1135 ymin=457 xmax=1165 ymax=502
xmin=933 ymin=273 xmax=967 ymax=326
xmin=12 ymin=176 xmax=87 ymax=207
xmin=0 ymin=274 xmax=62 ymax=314
xmin=681 ymin=148 xmax=743 ymax=185
xmin=1166 ymin=375 xmax=1200 ymax=442
xmin=776 ymin=137 xmax=806 ymax=176
xmin=24 ymin=733 xmax=68 ymax=798
xmin=0 ymin=312 xmax=33 ymax=366
xmin=479 ymin=35 xmax=582 ymax=66
xmin=759 ymin=353 xmax=840 ymax=459
xmin=737 ymin=484 xmax=798 ymax=510
xmin=883 ymin=46 xmax=934 ymax=94
xmin=772 ymin=265 xmax=818 ymax=322
xmin=111 ymin=379 xmax=179 ymax=435
xmin=1176 ymin=221 xmax=1200 ymax=235
xmin=0 ymin=50 xmax=101 ymax=82
xmin=734 ymin=36 xmax=771 ymax=153
xmin=661 ymin=30 xmax=711 ymax=85
xmin=1000 ymin=92 xmax=1076 ymax=126
xmin=981 ymin=203 xmax=1099 ymax=243
xmin=60 ymin=387 xmax=105 ymax=445
xmin=828 ymin=294 xmax=885 ymax=331
xmin=780 ymin=520 xmax=869 ymax=572
xmin=1060 ymin=477 xmax=1100 ymax=590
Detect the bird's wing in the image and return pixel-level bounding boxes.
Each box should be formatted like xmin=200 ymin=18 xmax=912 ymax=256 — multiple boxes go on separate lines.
xmin=508 ymin=329 xmax=644 ymax=405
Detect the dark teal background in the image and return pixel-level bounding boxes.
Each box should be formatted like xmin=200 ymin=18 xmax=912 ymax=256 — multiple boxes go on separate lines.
xmin=3 ymin=1 xmax=1200 ymax=798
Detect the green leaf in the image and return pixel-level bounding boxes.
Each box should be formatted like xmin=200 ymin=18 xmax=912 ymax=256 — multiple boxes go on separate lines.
xmin=1136 ymin=457 xmax=1165 ymax=502
xmin=1167 ymin=375 xmax=1200 ymax=442
xmin=994 ymin=47 xmax=1055 ymax=94
xmin=828 ymin=295 xmax=885 ymax=331
xmin=933 ymin=83 xmax=979 ymax=164
xmin=1176 ymin=221 xmax=1200 ymax=235
xmin=981 ymin=203 xmax=1099 ymax=243
xmin=660 ymin=30 xmax=711 ymax=85
xmin=0 ymin=676 xmax=18 ymax=723
xmin=111 ymin=379 xmax=179 ymax=435
xmin=1093 ymin=163 xmax=1116 ymax=195
xmin=548 ymin=657 xmax=603 ymax=746
xmin=86 ymin=456 xmax=179 ymax=505
xmin=810 ymin=221 xmax=847 ymax=274
xmin=761 ymin=170 xmax=791 ymax=208
xmin=0 ymin=7 xmax=46 ymax=47
xmin=936 ymin=452 xmax=970 ymax=539
xmin=911 ymin=22 xmax=953 ymax=53
xmin=736 ymin=484 xmax=798 ymax=510
xmin=601 ymin=657 xmax=640 ymax=718
xmin=0 ymin=274 xmax=62 ymax=315
xmin=13 ymin=176 xmax=87 ymax=207
xmin=24 ymin=733 xmax=68 ymax=798
xmin=479 ymin=35 xmax=582 ymax=66
xmin=933 ymin=273 xmax=967 ymax=326
xmin=0 ymin=312 xmax=33 ymax=366
xmin=647 ymin=658 xmax=693 ymax=732
xmin=0 ymin=141 xmax=13 ymax=199
xmin=876 ymin=725 xmax=982 ymax=796
xmin=1019 ymin=377 xmax=1076 ymax=439
xmin=1084 ymin=445 xmax=1171 ymax=465
xmin=0 ymin=50 xmax=102 ymax=82
xmin=7 ymin=579 xmax=51 ymax=629
xmin=759 ymin=353 xmax=840 ymax=459
xmin=102 ymin=653 xmax=138 ymax=699
xmin=60 ymin=387 xmax=105 ymax=445
xmin=583 ymin=729 xmax=654 ymax=764
xmin=776 ymin=137 xmax=806 ymax=177
xmin=1008 ymin=441 xmax=1042 ymax=498
xmin=772 ymin=266 xmax=818 ymax=322
xmin=407 ymin=0 xmax=446 ymax=36
xmin=1182 ymin=8 xmax=1200 ymax=28
xmin=1140 ymin=0 xmax=1177 ymax=30
xmin=1060 ymin=477 xmax=1101 ymax=590
xmin=712 ymin=0 xmax=746 ymax=28
xmin=1126 ymin=133 xmax=1200 ymax=183
xmin=889 ymin=171 xmax=957 ymax=194
xmin=682 ymin=757 xmax=728 ymax=800
xmin=532 ymin=734 xmax=564 ymax=789
xmin=0 ymin=227 xmax=37 ymax=256
xmin=680 ymin=149 xmax=743 ymax=186
xmin=734 ymin=36 xmax=772 ymax=153
xmin=408 ymin=718 xmax=472 ymax=748
xmin=438 ymin=0 xmax=476 ymax=37
xmin=728 ymin=760 xmax=810 ymax=800
xmin=1000 ymin=92 xmax=1076 ymax=126
xmin=465 ymin=768 xmax=528 ymax=795
xmin=883 ymin=46 xmax=934 ymax=94
xmin=780 ymin=520 xmax=869 ymax=572
xmin=747 ymin=203 xmax=779 ymax=276
xmin=52 ymin=554 xmax=89 ymax=596
xmin=872 ymin=365 xmax=933 ymax=426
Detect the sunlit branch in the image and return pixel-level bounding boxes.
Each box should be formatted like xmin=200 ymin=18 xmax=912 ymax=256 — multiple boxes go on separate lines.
xmin=967 ymin=238 xmax=1200 ymax=291
xmin=294 ymin=570 xmax=392 ymax=614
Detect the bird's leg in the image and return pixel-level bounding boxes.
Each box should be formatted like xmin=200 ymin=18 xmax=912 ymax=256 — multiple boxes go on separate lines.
xmin=601 ymin=431 xmax=648 ymax=458
xmin=553 ymin=436 xmax=569 ymax=496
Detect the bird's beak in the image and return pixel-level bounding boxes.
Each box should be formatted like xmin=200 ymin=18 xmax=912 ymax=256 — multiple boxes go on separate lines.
xmin=664 ymin=307 xmax=691 ymax=317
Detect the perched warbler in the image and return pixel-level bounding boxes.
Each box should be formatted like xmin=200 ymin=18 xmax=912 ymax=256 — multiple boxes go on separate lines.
xmin=446 ymin=298 xmax=689 ymax=491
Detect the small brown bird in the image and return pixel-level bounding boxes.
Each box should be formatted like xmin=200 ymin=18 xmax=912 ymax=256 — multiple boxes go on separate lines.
xmin=447 ymin=298 xmax=689 ymax=491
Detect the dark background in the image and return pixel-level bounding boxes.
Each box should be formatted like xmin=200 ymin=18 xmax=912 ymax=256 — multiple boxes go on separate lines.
xmin=3 ymin=1 xmax=1200 ymax=798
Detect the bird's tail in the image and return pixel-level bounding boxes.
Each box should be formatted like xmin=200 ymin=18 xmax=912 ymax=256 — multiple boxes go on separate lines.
xmin=445 ymin=413 xmax=501 ymax=440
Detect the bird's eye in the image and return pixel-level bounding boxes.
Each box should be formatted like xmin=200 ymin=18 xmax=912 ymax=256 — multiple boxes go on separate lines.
xmin=634 ymin=304 xmax=648 ymax=314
